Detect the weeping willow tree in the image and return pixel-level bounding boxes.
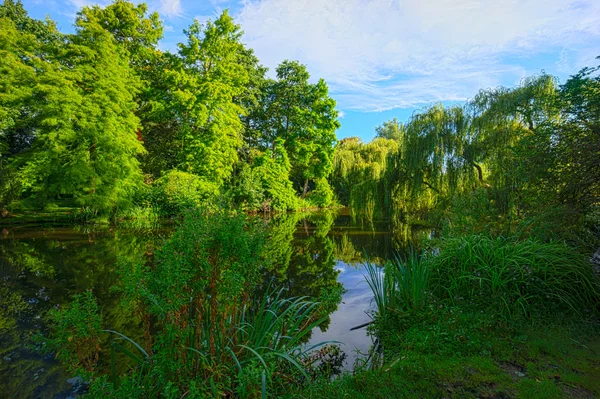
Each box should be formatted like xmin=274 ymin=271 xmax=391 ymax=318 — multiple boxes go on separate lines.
xmin=468 ymin=74 xmax=559 ymax=216
xmin=332 ymin=74 xmax=562 ymax=227
xmin=331 ymin=137 xmax=399 ymax=222
xmin=392 ymin=105 xmax=480 ymax=215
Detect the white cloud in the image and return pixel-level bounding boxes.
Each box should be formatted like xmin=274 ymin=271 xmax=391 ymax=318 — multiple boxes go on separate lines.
xmin=338 ymin=110 xmax=346 ymax=119
xmin=237 ymin=0 xmax=600 ymax=111
xmin=157 ymin=0 xmax=183 ymax=18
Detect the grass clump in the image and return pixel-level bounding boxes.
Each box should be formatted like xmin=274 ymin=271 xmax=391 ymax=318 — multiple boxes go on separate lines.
xmin=429 ymin=235 xmax=599 ymax=317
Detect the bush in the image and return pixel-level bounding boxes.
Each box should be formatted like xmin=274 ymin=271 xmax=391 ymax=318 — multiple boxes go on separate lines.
xmin=42 ymin=210 xmax=333 ymax=398
xmin=149 ymin=170 xmax=218 ymax=215
xmin=40 ymin=291 xmax=102 ymax=374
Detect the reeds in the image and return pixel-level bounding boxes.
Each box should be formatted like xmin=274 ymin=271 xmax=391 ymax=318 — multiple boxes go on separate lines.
xmin=364 ymin=251 xmax=429 ymax=319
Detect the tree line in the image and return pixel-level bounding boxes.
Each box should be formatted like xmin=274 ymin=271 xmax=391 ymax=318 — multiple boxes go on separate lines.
xmin=332 ymin=67 xmax=600 ymax=239
xmin=0 ymin=0 xmax=339 ymax=217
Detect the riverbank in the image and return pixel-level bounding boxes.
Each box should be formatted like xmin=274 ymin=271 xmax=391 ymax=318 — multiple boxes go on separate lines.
xmin=298 ymin=234 xmax=600 ymax=399
xmin=300 ymin=315 xmax=599 ymax=398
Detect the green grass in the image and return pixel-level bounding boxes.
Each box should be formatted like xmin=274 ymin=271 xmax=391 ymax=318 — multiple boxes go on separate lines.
xmin=297 ymin=316 xmax=600 ymax=399
xmin=429 ymin=235 xmax=599 ymax=317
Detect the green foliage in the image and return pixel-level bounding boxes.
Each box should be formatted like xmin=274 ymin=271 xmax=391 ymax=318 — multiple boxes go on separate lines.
xmin=375 ymin=118 xmax=406 ymax=141
xmin=249 ymin=60 xmax=340 ymax=199
xmin=76 ymin=0 xmax=162 ymax=66
xmin=428 ymin=235 xmax=599 ymax=317
xmin=331 ymin=137 xmax=399 ymax=220
xmin=252 ymin=147 xmax=299 ymax=211
xmin=1 ymin=6 xmax=145 ymax=213
xmin=172 ymin=11 xmax=248 ymax=185
xmin=1 ymin=1 xmax=340 ymax=215
xmin=364 ymin=252 xmax=428 ymax=324
xmin=150 ymin=170 xmax=218 ymax=215
xmin=306 ymin=178 xmax=335 ymax=208
xmin=41 ymin=291 xmax=102 ymax=374
xmin=37 ymin=210 xmax=337 ymax=398
xmin=386 ymin=252 xmax=429 ymax=312
xmin=335 ymin=63 xmax=599 ymax=240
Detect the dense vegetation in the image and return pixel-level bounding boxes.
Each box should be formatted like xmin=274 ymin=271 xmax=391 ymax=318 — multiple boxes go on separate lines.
xmin=0 ymin=0 xmax=339 ymax=221
xmin=2 ymin=0 xmax=599 ymax=398
xmin=37 ymin=210 xmax=347 ymax=398
xmin=332 ymin=68 xmax=600 ymax=242
xmin=318 ymin=56 xmax=600 ymax=398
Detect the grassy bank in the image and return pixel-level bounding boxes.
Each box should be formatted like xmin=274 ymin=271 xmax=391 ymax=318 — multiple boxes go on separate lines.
xmin=298 ymin=234 xmax=600 ymax=399
xmin=300 ymin=315 xmax=599 ymax=398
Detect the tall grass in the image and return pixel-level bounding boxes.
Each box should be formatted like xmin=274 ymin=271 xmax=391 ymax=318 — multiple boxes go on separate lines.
xmin=95 ymin=287 xmax=331 ymax=398
xmin=364 ymin=251 xmax=429 ymax=320
xmin=387 ymin=252 xmax=429 ymax=311
xmin=429 ymin=235 xmax=600 ymax=316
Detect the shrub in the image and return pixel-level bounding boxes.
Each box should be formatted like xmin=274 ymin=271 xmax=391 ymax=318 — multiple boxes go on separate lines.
xmin=42 ymin=210 xmax=332 ymax=398
xmin=40 ymin=291 xmax=102 ymax=374
xmin=150 ymin=170 xmax=218 ymax=215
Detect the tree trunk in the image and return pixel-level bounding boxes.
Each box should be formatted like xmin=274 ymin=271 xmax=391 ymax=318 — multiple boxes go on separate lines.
xmin=472 ymin=162 xmax=484 ymax=183
xmin=302 ymin=177 xmax=310 ymax=198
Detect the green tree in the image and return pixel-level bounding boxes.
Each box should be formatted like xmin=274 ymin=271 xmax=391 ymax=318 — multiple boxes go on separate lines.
xmin=170 ymin=11 xmax=248 ymax=187
xmin=1 ymin=10 xmax=145 ymax=212
xmin=74 ymin=0 xmax=173 ymax=178
xmin=375 ymin=117 xmax=405 ymax=141
xmin=553 ymin=61 xmax=600 ymax=214
xmin=0 ymin=0 xmax=59 ymax=43
xmin=257 ymin=61 xmax=340 ymax=200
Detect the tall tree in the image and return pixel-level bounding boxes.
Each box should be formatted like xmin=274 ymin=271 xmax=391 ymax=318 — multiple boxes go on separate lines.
xmin=553 ymin=61 xmax=600 ymax=213
xmin=257 ymin=60 xmax=339 ymax=198
xmin=75 ymin=0 xmax=168 ymax=177
xmin=1 ymin=10 xmax=144 ymax=212
xmin=171 ymin=11 xmax=248 ymax=188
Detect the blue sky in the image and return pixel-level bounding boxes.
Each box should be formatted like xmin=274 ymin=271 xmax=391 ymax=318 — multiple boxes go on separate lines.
xmin=21 ymin=0 xmax=600 ymax=142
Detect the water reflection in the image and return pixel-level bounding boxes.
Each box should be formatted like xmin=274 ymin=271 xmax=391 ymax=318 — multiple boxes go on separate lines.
xmin=0 ymin=210 xmax=430 ymax=397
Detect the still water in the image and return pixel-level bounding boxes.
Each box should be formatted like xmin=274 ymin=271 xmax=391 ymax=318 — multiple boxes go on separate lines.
xmin=0 ymin=210 xmax=427 ymax=398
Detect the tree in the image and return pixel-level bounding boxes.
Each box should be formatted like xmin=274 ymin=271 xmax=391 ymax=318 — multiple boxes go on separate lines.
xmin=75 ymin=0 xmax=169 ymax=178
xmin=375 ymin=117 xmax=405 ymax=141
xmin=0 ymin=0 xmax=59 ymax=43
xmin=255 ymin=60 xmax=340 ymax=199
xmin=2 ymin=11 xmax=144 ymax=212
xmin=0 ymin=17 xmax=41 ymax=206
xmin=553 ymin=60 xmax=600 ymax=213
xmin=170 ymin=11 xmax=248 ymax=187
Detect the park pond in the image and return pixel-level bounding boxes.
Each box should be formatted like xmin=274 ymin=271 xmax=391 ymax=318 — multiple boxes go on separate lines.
xmin=0 ymin=210 xmax=430 ymax=398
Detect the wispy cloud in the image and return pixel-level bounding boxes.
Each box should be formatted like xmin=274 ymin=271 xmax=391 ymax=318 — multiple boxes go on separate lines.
xmin=237 ymin=0 xmax=600 ymax=111
xmin=157 ymin=0 xmax=183 ymax=19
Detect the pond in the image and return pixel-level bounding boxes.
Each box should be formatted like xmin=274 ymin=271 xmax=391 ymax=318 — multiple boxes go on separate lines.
xmin=0 ymin=209 xmax=429 ymax=398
